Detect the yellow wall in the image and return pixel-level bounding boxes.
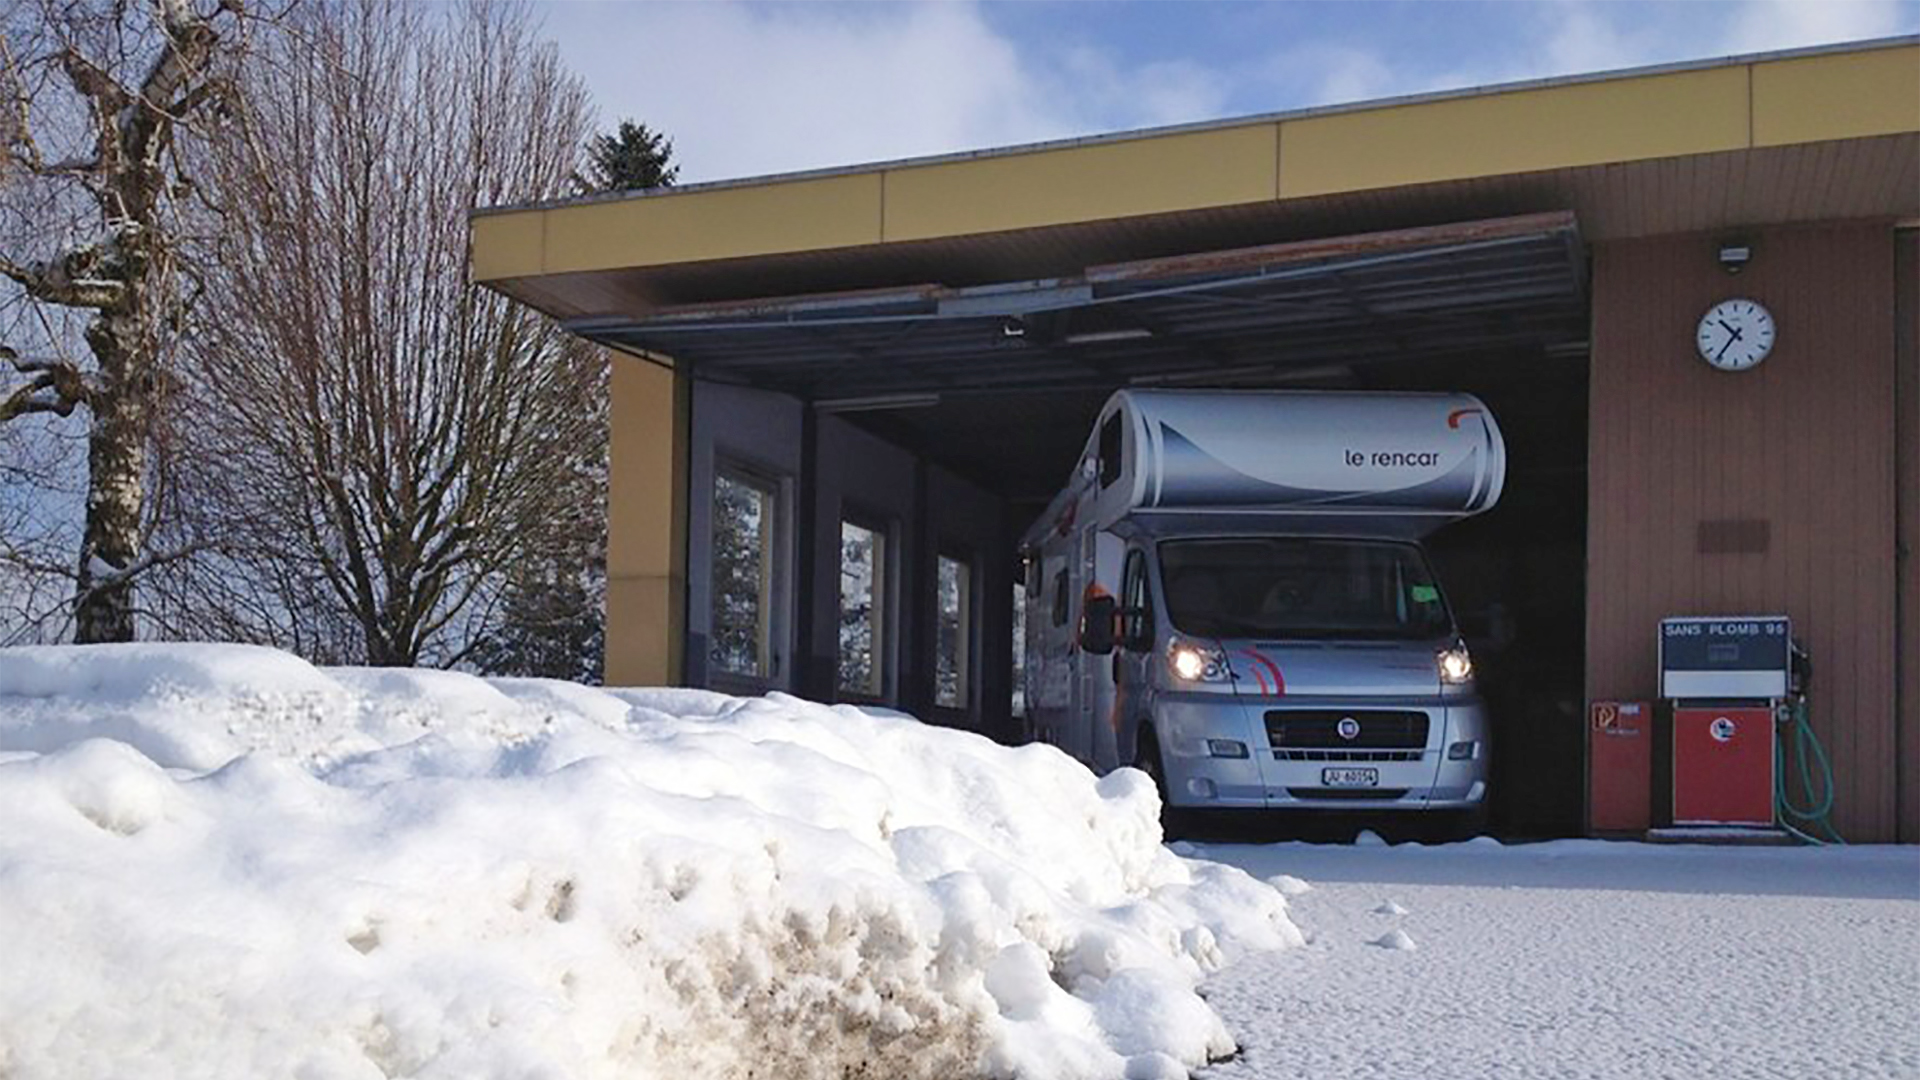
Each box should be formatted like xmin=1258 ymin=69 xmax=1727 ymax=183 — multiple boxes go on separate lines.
xmin=604 ymin=355 xmax=687 ymax=687
xmin=1751 ymin=47 xmax=1920 ymax=146
xmin=1278 ymin=67 xmax=1748 ymax=197
xmin=882 ymin=124 xmax=1277 ymax=242
xmin=471 ymin=43 xmax=1918 ymax=282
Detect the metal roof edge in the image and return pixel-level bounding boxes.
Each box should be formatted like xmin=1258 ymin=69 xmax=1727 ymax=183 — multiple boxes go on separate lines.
xmin=472 ymin=34 xmax=1919 ymax=220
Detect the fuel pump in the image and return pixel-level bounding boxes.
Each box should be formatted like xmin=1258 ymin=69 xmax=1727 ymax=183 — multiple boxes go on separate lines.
xmin=1658 ymin=617 xmax=1843 ymax=843
xmin=1773 ymin=640 xmax=1845 ymax=845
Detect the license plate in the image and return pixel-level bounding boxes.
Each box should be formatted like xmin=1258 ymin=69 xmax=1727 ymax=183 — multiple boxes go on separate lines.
xmin=1322 ymin=767 xmax=1379 ymax=788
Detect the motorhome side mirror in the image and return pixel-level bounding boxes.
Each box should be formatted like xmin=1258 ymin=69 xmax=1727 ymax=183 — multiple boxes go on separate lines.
xmin=1080 ymin=596 xmax=1118 ymax=655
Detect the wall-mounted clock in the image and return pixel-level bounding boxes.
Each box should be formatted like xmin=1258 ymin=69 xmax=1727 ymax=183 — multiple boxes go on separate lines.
xmin=1696 ymin=298 xmax=1775 ymax=372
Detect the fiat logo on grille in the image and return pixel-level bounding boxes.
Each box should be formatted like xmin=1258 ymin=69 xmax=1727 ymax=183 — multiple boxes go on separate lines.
xmin=1337 ymin=717 xmax=1361 ymax=740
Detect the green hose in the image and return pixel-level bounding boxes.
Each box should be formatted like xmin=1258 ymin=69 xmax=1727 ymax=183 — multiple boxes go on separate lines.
xmin=1775 ymin=697 xmax=1845 ymax=845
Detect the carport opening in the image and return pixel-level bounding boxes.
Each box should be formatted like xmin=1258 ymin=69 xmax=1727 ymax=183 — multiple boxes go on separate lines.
xmin=596 ymin=213 xmax=1593 ymax=839
xmin=845 ymin=341 xmax=1590 ymax=840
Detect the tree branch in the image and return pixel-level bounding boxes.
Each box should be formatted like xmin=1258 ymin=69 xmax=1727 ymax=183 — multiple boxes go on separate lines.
xmin=75 ymin=539 xmax=220 ymax=596
xmin=1 ymin=346 xmax=93 ymax=421
xmin=0 ymin=248 xmax=127 ymax=309
xmin=0 ymin=35 xmax=48 ymax=173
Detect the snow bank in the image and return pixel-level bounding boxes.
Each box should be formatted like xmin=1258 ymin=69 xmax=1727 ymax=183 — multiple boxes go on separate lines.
xmin=0 ymin=645 xmax=1299 ymax=1080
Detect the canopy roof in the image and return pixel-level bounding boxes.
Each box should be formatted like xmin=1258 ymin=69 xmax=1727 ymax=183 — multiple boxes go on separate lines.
xmin=567 ymin=213 xmax=1587 ymax=402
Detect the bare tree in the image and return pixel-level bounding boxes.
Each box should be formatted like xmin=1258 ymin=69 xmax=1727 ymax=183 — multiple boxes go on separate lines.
xmin=0 ymin=0 xmax=254 ymax=642
xmin=164 ymin=0 xmax=602 ymax=667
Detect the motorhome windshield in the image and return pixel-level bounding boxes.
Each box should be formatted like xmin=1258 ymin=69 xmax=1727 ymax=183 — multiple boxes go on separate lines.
xmin=1157 ymin=538 xmax=1453 ymax=641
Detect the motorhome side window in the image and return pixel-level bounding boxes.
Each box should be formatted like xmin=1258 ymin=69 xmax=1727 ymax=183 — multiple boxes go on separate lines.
xmin=1050 ymin=569 xmax=1069 ymax=627
xmin=1097 ymin=414 xmax=1123 ymax=488
xmin=1157 ymin=538 xmax=1453 ymax=641
xmin=711 ymin=467 xmax=780 ymax=679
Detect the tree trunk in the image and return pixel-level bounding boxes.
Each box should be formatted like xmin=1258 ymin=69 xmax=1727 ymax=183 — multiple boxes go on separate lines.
xmin=73 ymin=311 xmax=151 ymax=644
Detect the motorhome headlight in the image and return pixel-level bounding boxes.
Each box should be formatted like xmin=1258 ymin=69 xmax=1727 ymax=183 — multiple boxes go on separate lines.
xmin=1167 ymin=636 xmax=1230 ymax=684
xmin=1437 ymin=643 xmax=1474 ymax=685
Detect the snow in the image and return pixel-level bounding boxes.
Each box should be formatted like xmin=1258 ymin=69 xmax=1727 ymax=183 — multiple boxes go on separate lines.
xmin=1366 ymin=928 xmax=1416 ymax=950
xmin=7 ymin=644 xmax=1915 ymax=1079
xmin=1265 ymin=874 xmax=1312 ymax=896
xmin=1189 ymin=838 xmax=1920 ymax=1080
xmin=0 ymin=644 xmax=1298 ymax=1080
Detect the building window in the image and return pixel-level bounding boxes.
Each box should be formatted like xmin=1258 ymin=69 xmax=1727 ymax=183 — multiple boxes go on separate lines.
xmin=936 ymin=553 xmax=971 ymax=709
xmin=838 ymin=518 xmax=887 ymax=699
xmin=1011 ymin=579 xmax=1027 ymax=718
xmin=711 ymin=468 xmax=778 ymax=679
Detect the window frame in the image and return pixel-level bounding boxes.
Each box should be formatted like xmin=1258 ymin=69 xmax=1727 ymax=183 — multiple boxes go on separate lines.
xmin=835 ymin=512 xmax=893 ymax=703
xmin=1010 ymin=576 xmax=1028 ymax=719
xmin=708 ymin=461 xmax=787 ymax=689
xmin=1120 ymin=548 xmax=1153 ymax=651
xmin=934 ymin=550 xmax=973 ymax=710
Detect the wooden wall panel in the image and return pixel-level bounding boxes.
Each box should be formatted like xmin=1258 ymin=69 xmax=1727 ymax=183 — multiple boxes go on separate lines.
xmin=1586 ymin=224 xmax=1900 ymax=841
xmin=1897 ymin=229 xmax=1918 ymax=844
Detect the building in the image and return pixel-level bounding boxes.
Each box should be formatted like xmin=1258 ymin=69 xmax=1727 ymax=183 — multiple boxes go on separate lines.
xmin=470 ymin=38 xmax=1919 ymax=842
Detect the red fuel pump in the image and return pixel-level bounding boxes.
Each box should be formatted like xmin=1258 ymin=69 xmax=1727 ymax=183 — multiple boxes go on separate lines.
xmin=1659 ymin=616 xmax=1790 ymax=833
xmin=1671 ymin=704 xmax=1775 ymax=826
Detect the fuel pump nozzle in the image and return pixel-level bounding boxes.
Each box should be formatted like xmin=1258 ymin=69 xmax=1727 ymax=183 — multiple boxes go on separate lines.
xmin=1776 ymin=636 xmax=1843 ymax=845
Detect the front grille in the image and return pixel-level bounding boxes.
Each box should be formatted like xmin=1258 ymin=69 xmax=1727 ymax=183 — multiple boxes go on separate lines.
xmin=1265 ymin=710 xmax=1430 ymax=749
xmin=1286 ymin=787 xmax=1412 ymax=801
xmin=1274 ymin=749 xmax=1425 ymax=762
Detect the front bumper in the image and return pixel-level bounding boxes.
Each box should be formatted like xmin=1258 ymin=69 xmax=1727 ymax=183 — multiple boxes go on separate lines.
xmin=1154 ymin=692 xmax=1490 ymax=811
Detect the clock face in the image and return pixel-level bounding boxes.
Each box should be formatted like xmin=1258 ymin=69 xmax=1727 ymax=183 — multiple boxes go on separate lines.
xmin=1696 ymin=299 xmax=1775 ymax=371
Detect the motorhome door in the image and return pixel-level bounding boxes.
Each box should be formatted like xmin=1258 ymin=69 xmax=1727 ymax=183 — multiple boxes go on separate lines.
xmin=1077 ymin=529 xmax=1123 ymax=772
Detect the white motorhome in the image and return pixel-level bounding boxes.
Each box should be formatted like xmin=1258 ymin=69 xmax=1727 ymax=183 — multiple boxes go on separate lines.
xmin=1019 ymin=389 xmax=1503 ymax=825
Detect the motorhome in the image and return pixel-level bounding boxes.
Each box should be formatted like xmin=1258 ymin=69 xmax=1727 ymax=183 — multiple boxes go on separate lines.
xmin=1019 ymin=389 xmax=1504 ymax=826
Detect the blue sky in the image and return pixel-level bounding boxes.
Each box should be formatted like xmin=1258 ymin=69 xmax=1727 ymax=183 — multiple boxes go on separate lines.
xmin=539 ymin=0 xmax=1919 ymax=184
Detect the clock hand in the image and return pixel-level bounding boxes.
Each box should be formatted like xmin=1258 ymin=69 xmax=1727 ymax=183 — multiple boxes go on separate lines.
xmin=1715 ymin=335 xmax=1737 ymax=361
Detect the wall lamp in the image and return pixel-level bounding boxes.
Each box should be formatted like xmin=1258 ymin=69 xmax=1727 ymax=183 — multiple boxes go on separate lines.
xmin=1717 ymin=240 xmax=1752 ymax=274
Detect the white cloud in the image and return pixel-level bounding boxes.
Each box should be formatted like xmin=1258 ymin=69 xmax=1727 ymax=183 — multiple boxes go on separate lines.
xmin=1538 ymin=1 xmax=1663 ymax=74
xmin=548 ymin=0 xmax=1223 ymax=184
xmin=1052 ymin=45 xmax=1231 ymax=130
xmin=1249 ymin=0 xmax=1913 ymax=123
xmin=1724 ymin=0 xmax=1910 ymax=52
xmin=544 ymin=0 xmax=1915 ymax=185
xmin=1256 ymin=43 xmax=1399 ymax=108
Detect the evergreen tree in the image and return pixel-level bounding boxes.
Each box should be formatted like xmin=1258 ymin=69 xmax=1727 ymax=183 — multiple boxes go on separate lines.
xmin=576 ymin=121 xmax=678 ymax=193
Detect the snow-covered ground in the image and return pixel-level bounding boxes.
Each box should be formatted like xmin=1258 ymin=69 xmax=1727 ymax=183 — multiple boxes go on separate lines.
xmin=0 ymin=645 xmax=1296 ymax=1080
xmin=1188 ymin=836 xmax=1920 ymax=1080
xmin=4 ymin=645 xmax=1915 ymax=1079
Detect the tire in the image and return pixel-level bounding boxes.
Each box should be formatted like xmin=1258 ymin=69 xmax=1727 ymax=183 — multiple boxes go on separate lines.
xmin=1448 ymin=801 xmax=1490 ymax=842
xmin=1134 ymin=727 xmax=1187 ymax=841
